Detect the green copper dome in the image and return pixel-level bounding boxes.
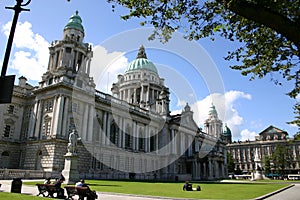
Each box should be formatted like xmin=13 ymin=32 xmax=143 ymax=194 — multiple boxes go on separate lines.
xmin=64 ymin=11 xmax=84 ymax=33
xmin=209 ymin=104 xmax=218 ymax=116
xmin=223 ymin=124 xmax=232 ymax=137
xmin=125 ymin=46 xmax=158 ymax=74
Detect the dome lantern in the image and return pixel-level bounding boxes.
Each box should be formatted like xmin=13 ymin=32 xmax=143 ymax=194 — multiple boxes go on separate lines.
xmin=125 ymin=45 xmax=158 ymax=75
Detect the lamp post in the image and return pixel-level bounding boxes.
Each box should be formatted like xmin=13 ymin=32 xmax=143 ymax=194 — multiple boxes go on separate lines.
xmin=0 ymin=0 xmax=31 ymax=103
xmin=0 ymin=0 xmax=71 ymax=104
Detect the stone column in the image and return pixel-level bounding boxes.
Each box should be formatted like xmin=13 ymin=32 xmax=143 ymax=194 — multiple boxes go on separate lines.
xmin=53 ymin=51 xmax=58 ymax=69
xmin=56 ymin=95 xmax=64 ymax=137
xmin=87 ymin=104 xmax=94 ymax=141
xmin=101 ymin=111 xmax=107 ymax=145
xmin=146 ymin=85 xmax=150 ymax=104
xmin=134 ymin=88 xmax=137 ymax=104
xmin=70 ymin=49 xmax=74 ymax=69
xmin=122 ymin=118 xmax=126 ymax=148
xmin=74 ymin=50 xmax=79 ymax=71
xmin=60 ymin=48 xmax=65 ymax=67
xmin=87 ymin=57 xmax=91 ymax=75
xmin=118 ymin=116 xmax=123 ymax=148
xmin=132 ymin=121 xmax=136 ymax=150
xmin=47 ymin=53 xmax=52 ymax=71
xmin=208 ymin=158 xmax=213 ymax=179
xmin=81 ymin=103 xmax=89 ymax=141
xmin=34 ymin=100 xmax=42 ymax=138
xmin=203 ymin=162 xmax=207 ymax=179
xmin=28 ymin=100 xmax=38 ymax=138
xmin=62 ymin=97 xmax=69 ymax=137
xmin=145 ymin=125 xmax=149 ymax=152
xmin=221 ymin=162 xmax=225 ymax=178
xmin=141 ymin=86 xmax=144 ymax=103
xmin=106 ymin=114 xmax=111 ymax=145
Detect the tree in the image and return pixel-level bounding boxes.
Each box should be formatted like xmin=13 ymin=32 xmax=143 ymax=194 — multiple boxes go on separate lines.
xmin=227 ymin=152 xmax=235 ymax=174
xmin=271 ymin=144 xmax=291 ymax=176
xmin=263 ymin=155 xmax=271 ymax=175
xmin=108 ymin=0 xmax=300 ymax=125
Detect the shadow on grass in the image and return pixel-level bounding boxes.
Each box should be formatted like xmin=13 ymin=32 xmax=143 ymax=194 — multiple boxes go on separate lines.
xmin=88 ymin=183 xmax=122 ymax=187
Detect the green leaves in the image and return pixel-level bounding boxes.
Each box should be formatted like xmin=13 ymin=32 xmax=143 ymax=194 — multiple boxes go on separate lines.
xmin=107 ymin=0 xmax=300 ymax=126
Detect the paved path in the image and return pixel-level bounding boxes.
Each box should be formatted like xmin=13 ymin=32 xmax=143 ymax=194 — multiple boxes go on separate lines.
xmin=263 ymin=184 xmax=300 ymax=200
xmin=1 ymin=179 xmax=300 ymax=200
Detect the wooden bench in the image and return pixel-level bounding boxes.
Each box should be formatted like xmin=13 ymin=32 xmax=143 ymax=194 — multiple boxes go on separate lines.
xmin=36 ymin=183 xmax=63 ymax=198
xmin=64 ymin=185 xmax=97 ymax=200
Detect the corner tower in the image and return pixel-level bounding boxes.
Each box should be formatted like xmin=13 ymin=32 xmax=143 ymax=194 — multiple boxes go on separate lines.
xmin=223 ymin=124 xmax=232 ymax=144
xmin=111 ymin=46 xmax=170 ymax=115
xmin=40 ymin=11 xmax=94 ymax=90
xmin=204 ymin=104 xmax=223 ymax=138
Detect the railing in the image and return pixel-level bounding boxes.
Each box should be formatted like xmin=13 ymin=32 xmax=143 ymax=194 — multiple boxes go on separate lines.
xmin=0 ymin=169 xmax=49 ymax=180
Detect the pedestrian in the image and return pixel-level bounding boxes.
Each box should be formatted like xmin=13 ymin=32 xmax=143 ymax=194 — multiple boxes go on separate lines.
xmin=44 ymin=177 xmax=51 ymax=184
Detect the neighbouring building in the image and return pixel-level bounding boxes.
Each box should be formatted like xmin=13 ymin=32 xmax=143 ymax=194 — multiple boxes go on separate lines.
xmin=0 ymin=11 xmax=228 ymax=181
xmin=227 ymin=125 xmax=300 ymax=175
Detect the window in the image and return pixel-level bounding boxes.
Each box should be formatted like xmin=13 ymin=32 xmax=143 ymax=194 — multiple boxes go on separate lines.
xmin=72 ymin=103 xmax=78 ymax=113
xmin=42 ymin=116 xmax=51 ymax=136
xmin=3 ymin=125 xmax=11 ymax=137
xmin=110 ymin=122 xmax=117 ymax=145
xmin=138 ymin=129 xmax=144 ymax=151
xmin=150 ymin=135 xmax=156 ymax=151
xmin=66 ymin=47 xmax=72 ymax=53
xmin=44 ymin=100 xmax=53 ymax=112
xmin=26 ymin=107 xmax=32 ymax=119
xmin=7 ymin=105 xmax=14 ymax=114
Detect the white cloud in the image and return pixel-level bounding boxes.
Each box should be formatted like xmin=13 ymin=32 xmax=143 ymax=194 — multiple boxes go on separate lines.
xmin=90 ymin=45 xmax=128 ymax=93
xmin=241 ymin=129 xmax=257 ymax=141
xmin=296 ymin=94 xmax=300 ymax=102
xmin=171 ymin=90 xmax=252 ymax=140
xmin=2 ymin=21 xmax=49 ymax=81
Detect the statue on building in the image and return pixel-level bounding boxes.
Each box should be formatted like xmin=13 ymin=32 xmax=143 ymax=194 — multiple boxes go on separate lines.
xmin=67 ymin=129 xmax=80 ymax=155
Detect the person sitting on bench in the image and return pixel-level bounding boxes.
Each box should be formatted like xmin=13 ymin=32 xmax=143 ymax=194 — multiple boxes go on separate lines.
xmin=75 ymin=179 xmax=97 ymax=200
xmin=53 ymin=178 xmax=65 ymax=198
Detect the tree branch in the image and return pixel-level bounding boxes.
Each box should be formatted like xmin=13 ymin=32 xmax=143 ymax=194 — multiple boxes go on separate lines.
xmin=220 ymin=0 xmax=300 ymax=50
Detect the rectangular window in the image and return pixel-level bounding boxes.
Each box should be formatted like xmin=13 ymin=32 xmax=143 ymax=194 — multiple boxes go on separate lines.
xmin=8 ymin=105 xmax=14 ymax=114
xmin=72 ymin=103 xmax=78 ymax=113
xmin=44 ymin=100 xmax=53 ymax=112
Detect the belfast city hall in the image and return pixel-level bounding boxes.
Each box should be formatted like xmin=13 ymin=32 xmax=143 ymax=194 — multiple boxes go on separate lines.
xmin=0 ymin=11 xmax=229 ymax=181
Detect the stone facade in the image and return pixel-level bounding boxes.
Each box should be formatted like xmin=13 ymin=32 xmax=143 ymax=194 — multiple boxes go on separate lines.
xmin=0 ymin=11 xmax=227 ymax=181
xmin=227 ymin=125 xmax=300 ymax=175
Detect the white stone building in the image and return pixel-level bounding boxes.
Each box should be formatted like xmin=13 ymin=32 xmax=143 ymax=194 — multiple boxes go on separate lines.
xmin=0 ymin=11 xmax=227 ymax=181
xmin=227 ymin=125 xmax=300 ymax=175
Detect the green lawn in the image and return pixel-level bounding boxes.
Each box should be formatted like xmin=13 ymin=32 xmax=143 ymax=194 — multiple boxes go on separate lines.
xmin=23 ymin=180 xmax=290 ymax=199
xmin=0 ymin=192 xmax=45 ymax=199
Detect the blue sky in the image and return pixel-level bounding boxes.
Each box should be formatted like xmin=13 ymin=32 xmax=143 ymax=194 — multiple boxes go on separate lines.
xmin=0 ymin=0 xmax=298 ymax=141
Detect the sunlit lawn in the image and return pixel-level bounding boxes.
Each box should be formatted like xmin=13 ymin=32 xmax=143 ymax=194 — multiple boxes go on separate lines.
xmin=0 ymin=192 xmax=45 ymax=199
xmin=24 ymin=179 xmax=290 ymax=199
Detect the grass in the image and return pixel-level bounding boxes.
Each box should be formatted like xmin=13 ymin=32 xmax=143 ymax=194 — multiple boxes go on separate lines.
xmin=23 ymin=179 xmax=290 ymax=199
xmin=0 ymin=192 xmax=45 ymax=199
